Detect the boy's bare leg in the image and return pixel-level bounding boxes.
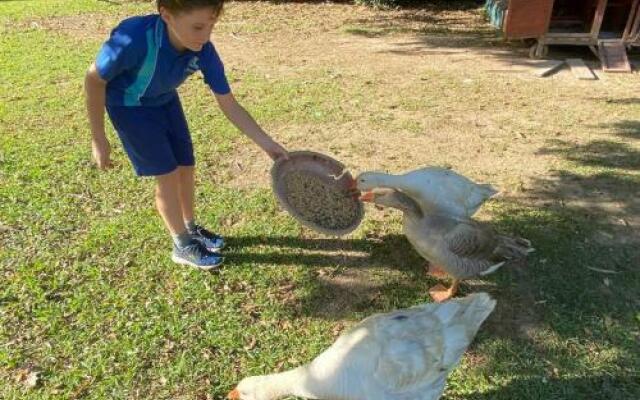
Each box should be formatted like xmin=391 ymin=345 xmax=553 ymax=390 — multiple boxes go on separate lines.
xmin=155 ymin=169 xmax=187 ymax=235
xmin=177 ymin=165 xmax=195 ymax=223
xmin=158 ymin=168 xmax=222 ymax=269
xmin=175 ymin=165 xmax=225 ymax=251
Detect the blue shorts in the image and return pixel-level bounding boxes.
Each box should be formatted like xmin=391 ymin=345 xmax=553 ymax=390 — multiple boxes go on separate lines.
xmin=106 ymin=96 xmax=194 ymax=176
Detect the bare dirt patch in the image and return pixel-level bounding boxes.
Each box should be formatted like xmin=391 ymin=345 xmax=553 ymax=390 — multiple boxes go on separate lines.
xmin=12 ymin=13 xmax=115 ymax=39
xmin=311 ymin=267 xmax=386 ymax=317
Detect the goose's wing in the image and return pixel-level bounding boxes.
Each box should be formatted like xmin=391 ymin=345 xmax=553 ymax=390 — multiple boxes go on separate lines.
xmin=399 ymin=169 xmax=497 ymax=217
xmin=371 ymin=294 xmax=496 ymax=395
xmin=440 ymin=217 xmax=498 ymax=259
xmin=398 ymin=170 xmax=484 ymax=217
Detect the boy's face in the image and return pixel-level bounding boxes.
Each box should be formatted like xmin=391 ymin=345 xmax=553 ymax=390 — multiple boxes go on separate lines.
xmin=160 ymin=6 xmax=218 ymax=52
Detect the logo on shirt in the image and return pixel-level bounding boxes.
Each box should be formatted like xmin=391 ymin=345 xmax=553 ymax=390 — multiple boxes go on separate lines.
xmin=186 ymin=57 xmax=200 ymax=74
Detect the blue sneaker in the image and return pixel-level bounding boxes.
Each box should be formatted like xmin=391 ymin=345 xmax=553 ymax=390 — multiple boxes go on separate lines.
xmin=171 ymin=240 xmax=224 ymax=271
xmin=189 ymin=224 xmax=225 ymax=251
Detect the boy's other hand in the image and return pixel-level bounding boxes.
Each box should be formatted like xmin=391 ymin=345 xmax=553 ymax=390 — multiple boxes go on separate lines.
xmin=91 ymin=136 xmax=113 ymax=170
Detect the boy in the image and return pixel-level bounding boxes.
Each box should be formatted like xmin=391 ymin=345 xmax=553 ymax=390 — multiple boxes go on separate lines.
xmin=85 ymin=0 xmax=287 ymax=270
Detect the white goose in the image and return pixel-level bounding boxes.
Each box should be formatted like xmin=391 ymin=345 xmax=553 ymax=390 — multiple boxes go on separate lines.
xmin=355 ymin=167 xmax=498 ymax=218
xmin=228 ymin=293 xmax=496 ymax=400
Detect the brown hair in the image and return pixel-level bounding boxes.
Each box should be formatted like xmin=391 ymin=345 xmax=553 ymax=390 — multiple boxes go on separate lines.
xmin=157 ymin=0 xmax=224 ymax=15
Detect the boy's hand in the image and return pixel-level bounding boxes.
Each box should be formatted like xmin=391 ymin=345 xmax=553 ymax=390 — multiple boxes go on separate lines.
xmin=265 ymin=141 xmax=288 ymax=162
xmin=91 ymin=136 xmax=113 ymax=170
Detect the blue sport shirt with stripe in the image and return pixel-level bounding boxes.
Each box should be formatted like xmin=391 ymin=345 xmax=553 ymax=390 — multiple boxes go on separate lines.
xmin=96 ymin=14 xmax=231 ymax=107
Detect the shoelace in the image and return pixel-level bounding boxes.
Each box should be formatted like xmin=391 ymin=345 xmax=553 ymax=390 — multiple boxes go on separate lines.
xmin=182 ymin=242 xmax=211 ymax=261
xmin=194 ymin=225 xmax=217 ymax=239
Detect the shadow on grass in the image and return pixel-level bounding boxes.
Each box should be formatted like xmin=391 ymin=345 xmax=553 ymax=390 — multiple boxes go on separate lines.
xmin=538 ymin=139 xmax=640 ymax=171
xmin=224 ymin=233 xmax=431 ymax=317
xmin=344 ymin=1 xmax=507 ymax=49
xmin=600 ymin=98 xmax=640 ymax=105
xmin=225 ymin=234 xmax=408 ymax=265
xmin=461 ymin=375 xmax=640 ymax=400
xmin=338 ymin=0 xmax=530 ymax=67
xmin=462 ymin=116 xmax=640 ymax=396
xmin=607 ymin=119 xmax=640 ymax=140
xmin=338 ymin=1 xmax=616 ymax=67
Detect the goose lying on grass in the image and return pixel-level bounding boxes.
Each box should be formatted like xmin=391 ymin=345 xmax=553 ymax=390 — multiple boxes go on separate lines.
xmin=228 ymin=293 xmax=496 ymax=400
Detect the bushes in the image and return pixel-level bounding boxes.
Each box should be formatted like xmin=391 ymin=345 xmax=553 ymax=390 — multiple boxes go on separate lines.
xmin=354 ymin=0 xmax=484 ymax=9
xmin=354 ymin=0 xmax=401 ymax=8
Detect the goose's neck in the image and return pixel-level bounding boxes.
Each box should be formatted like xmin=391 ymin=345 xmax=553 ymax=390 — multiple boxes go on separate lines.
xmin=261 ymin=367 xmax=319 ymax=400
xmin=393 ymin=192 xmax=424 ymax=220
xmin=401 ymin=200 xmax=423 ymax=220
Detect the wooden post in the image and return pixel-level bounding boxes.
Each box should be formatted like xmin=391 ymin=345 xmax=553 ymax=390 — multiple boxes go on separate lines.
xmin=629 ymin=1 xmax=640 ymax=42
xmin=623 ymin=0 xmax=640 ymax=42
xmin=591 ymin=0 xmax=608 ymax=40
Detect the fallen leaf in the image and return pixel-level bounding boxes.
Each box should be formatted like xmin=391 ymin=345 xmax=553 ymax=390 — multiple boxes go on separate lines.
xmin=279 ymin=320 xmax=292 ymax=330
xmin=332 ymin=323 xmax=344 ymax=337
xmin=25 ymin=371 xmax=40 ymax=389
xmin=604 ymin=315 xmax=614 ymax=328
xmin=278 ymin=283 xmax=295 ymax=293
xmin=14 ymin=367 xmax=41 ymax=389
xmin=587 ymin=266 xmax=619 ymax=274
xmin=244 ymin=337 xmax=257 ymax=351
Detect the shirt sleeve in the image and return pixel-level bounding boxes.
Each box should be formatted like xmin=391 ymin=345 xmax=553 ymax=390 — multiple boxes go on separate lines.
xmin=198 ymin=42 xmax=231 ymax=95
xmin=95 ymin=22 xmax=145 ymax=82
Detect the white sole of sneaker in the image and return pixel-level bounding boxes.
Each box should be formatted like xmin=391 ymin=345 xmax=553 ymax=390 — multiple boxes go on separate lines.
xmin=171 ymin=254 xmax=223 ymax=271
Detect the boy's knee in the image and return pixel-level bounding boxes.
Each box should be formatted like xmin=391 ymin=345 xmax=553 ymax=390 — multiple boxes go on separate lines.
xmin=155 ymin=168 xmax=180 ymax=187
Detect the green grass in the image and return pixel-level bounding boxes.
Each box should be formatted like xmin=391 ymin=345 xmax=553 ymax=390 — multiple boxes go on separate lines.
xmin=1 ymin=1 xmax=640 ymax=399
xmin=0 ymin=0 xmax=147 ymax=22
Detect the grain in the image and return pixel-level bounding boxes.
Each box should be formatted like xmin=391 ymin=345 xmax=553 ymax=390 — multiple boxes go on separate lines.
xmin=283 ymin=170 xmax=359 ymax=231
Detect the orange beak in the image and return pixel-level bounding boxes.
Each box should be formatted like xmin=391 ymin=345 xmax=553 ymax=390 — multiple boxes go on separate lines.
xmin=359 ymin=191 xmax=375 ymax=202
xmin=227 ymin=388 xmax=240 ymax=399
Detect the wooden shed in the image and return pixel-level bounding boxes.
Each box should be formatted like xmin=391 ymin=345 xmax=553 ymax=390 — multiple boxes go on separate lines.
xmin=486 ymin=0 xmax=640 ymax=72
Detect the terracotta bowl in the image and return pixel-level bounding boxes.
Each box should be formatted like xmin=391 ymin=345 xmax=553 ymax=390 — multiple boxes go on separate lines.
xmin=271 ymin=151 xmax=364 ymax=236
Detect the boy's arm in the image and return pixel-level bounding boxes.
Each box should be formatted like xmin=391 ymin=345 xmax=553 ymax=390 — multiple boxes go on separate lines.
xmin=85 ymin=63 xmax=112 ymax=170
xmin=215 ymin=92 xmax=288 ymax=161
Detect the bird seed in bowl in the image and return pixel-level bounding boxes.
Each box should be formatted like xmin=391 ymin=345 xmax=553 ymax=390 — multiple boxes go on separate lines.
xmin=283 ymin=170 xmax=359 ymax=231
xmin=271 ymin=150 xmax=364 ymax=236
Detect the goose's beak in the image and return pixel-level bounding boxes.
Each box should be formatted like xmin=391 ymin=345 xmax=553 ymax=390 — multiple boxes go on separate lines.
xmin=359 ymin=191 xmax=374 ymax=202
xmin=227 ymin=388 xmax=240 ymax=399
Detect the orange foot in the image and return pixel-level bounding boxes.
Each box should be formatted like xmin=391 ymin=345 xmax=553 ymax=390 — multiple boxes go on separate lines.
xmin=426 ymin=264 xmax=448 ymax=278
xmin=429 ymin=284 xmax=455 ymax=303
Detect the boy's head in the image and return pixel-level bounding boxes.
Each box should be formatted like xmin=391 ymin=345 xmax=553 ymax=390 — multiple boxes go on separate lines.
xmin=158 ymin=0 xmax=224 ymax=52
xmin=157 ymin=0 xmax=224 ymax=15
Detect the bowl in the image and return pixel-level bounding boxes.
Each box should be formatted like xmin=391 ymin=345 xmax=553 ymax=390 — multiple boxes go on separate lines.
xmin=271 ymin=151 xmax=364 ymax=236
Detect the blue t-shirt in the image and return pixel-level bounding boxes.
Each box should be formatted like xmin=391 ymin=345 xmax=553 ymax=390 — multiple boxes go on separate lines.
xmin=96 ymin=14 xmax=231 ymax=107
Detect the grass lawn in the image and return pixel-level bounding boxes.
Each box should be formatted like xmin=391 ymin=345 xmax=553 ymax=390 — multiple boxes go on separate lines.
xmin=1 ymin=0 xmax=639 ymax=399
